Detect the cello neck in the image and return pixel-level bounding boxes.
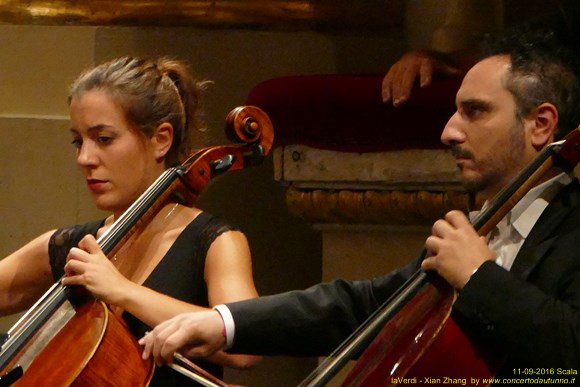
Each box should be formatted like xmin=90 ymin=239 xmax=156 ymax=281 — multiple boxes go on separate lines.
xmin=299 ymin=129 xmax=580 ymax=387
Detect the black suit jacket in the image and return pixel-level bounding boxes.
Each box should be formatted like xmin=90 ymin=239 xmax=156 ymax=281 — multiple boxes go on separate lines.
xmin=227 ymin=180 xmax=580 ymax=372
xmin=454 ymin=178 xmax=580 ymax=372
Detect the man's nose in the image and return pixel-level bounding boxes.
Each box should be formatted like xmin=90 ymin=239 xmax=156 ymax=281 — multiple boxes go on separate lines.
xmin=441 ymin=112 xmax=466 ymax=146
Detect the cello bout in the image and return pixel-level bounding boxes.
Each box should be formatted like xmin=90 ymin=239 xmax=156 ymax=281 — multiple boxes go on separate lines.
xmin=3 ymin=300 xmax=153 ymax=387
xmin=341 ymin=278 xmax=497 ymax=387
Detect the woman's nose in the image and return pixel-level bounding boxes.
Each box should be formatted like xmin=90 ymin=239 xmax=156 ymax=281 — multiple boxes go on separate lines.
xmin=76 ymin=143 xmax=97 ymax=166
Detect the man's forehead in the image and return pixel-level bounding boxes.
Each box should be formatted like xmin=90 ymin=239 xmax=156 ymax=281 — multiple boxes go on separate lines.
xmin=465 ymin=55 xmax=510 ymax=84
xmin=456 ymin=55 xmax=511 ymax=103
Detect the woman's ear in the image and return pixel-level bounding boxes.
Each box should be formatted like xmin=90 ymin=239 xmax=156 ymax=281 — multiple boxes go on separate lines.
xmin=529 ymin=102 xmax=558 ymax=150
xmin=152 ymin=122 xmax=174 ymax=161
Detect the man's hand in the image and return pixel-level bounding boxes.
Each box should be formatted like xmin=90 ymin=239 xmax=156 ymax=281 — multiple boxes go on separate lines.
xmin=139 ymin=310 xmax=227 ymax=365
xmin=422 ymin=210 xmax=496 ymax=289
xmin=382 ymin=50 xmax=462 ymax=106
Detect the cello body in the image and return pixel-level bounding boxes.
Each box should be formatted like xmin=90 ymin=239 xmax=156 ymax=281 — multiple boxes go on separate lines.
xmin=341 ymin=279 xmax=496 ymax=387
xmin=4 ymin=300 xmax=153 ymax=386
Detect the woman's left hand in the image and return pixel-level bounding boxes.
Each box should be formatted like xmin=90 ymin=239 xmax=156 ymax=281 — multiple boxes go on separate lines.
xmin=62 ymin=234 xmax=131 ymax=305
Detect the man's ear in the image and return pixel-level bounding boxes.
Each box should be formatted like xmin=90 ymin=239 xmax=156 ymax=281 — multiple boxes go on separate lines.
xmin=152 ymin=122 xmax=174 ymax=161
xmin=529 ymin=102 xmax=558 ymax=150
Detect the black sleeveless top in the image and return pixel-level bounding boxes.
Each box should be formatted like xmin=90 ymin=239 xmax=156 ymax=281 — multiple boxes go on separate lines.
xmin=48 ymin=212 xmax=239 ymax=387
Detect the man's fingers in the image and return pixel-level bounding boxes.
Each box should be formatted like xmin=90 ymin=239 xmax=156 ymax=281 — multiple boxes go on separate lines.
xmin=139 ymin=331 xmax=153 ymax=360
xmin=444 ymin=210 xmax=472 ymax=229
xmin=418 ymin=60 xmax=434 ymax=87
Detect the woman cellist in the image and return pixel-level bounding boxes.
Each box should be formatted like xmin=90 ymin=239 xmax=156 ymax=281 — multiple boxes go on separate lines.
xmin=140 ymin=27 xmax=580 ymax=384
xmin=0 ymin=56 xmax=260 ymax=386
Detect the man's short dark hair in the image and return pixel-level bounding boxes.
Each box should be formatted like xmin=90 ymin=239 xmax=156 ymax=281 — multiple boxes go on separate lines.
xmin=482 ymin=26 xmax=580 ymax=140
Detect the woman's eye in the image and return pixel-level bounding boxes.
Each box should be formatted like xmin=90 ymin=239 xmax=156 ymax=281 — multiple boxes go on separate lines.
xmin=71 ymin=138 xmax=82 ymax=148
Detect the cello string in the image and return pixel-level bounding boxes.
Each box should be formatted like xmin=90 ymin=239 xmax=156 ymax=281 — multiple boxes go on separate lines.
xmin=0 ymin=168 xmax=180 ymax=368
xmin=2 ymin=159 xmax=215 ymax=372
xmin=0 ymin=105 xmax=274 ymax=385
xmin=298 ymin=138 xmax=567 ymax=387
xmin=0 ymin=283 xmax=70 ymax=369
xmin=98 ymin=167 xmax=180 ymax=253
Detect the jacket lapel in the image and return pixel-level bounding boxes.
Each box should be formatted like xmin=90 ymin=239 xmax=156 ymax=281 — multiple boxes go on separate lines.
xmin=510 ymin=179 xmax=580 ymax=279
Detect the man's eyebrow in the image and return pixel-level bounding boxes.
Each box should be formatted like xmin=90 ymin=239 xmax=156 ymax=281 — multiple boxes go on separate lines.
xmin=458 ymin=98 xmax=492 ymax=111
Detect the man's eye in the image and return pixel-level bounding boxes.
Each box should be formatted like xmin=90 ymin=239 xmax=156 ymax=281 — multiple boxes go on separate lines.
xmin=71 ymin=138 xmax=82 ymax=148
xmin=464 ymin=107 xmax=481 ymax=118
xmin=97 ymin=136 xmax=113 ymax=144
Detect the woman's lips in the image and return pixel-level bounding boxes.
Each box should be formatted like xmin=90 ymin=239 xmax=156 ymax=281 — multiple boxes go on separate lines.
xmin=87 ymin=178 xmax=108 ymax=191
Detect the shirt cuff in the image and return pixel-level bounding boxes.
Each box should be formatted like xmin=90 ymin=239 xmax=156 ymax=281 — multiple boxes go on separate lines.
xmin=213 ymin=304 xmax=235 ymax=350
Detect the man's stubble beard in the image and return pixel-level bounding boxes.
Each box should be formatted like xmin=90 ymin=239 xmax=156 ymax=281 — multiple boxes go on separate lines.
xmin=457 ymin=121 xmax=527 ymax=196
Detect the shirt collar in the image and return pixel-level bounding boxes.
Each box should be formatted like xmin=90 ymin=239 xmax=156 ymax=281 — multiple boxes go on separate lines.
xmin=508 ymin=172 xmax=573 ymax=238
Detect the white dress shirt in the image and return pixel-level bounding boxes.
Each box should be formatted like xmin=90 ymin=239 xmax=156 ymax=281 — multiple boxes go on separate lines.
xmin=483 ymin=172 xmax=573 ymax=270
